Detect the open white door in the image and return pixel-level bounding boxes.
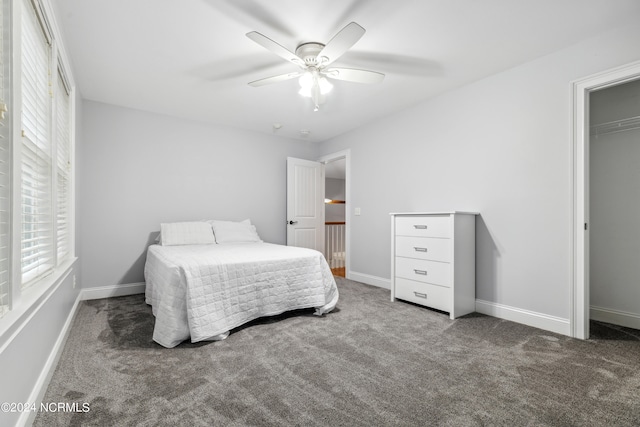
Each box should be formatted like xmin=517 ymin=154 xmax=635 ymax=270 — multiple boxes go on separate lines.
xmin=286 ymin=157 xmax=324 ymax=252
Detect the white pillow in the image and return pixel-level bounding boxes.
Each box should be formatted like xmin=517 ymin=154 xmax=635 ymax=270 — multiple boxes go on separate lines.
xmin=210 ymin=219 xmax=262 ymax=243
xmin=160 ymin=222 xmax=216 ymax=246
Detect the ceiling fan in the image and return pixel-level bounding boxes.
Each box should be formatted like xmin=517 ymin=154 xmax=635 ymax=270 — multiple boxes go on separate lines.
xmin=246 ymin=22 xmax=384 ymax=111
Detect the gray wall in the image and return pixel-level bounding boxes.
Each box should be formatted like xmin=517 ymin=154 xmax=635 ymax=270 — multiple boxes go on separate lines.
xmin=0 ymin=265 xmax=78 ymax=427
xmin=79 ymin=101 xmax=315 ymax=288
xmin=589 ymin=79 xmax=640 ymax=316
xmin=318 ymin=21 xmax=640 ymax=320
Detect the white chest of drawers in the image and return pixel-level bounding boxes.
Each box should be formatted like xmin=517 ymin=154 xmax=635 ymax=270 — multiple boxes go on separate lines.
xmin=390 ymin=212 xmax=477 ymax=319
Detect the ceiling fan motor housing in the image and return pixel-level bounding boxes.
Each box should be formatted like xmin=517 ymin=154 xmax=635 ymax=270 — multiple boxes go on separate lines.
xmin=295 ymin=42 xmax=327 ymax=67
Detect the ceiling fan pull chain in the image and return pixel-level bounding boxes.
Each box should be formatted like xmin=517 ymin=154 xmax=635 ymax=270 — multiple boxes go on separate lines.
xmin=313 ymin=83 xmax=321 ymax=111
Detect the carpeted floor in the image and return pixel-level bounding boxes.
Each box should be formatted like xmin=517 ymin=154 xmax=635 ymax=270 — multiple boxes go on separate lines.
xmin=34 ymin=278 xmax=640 ymax=426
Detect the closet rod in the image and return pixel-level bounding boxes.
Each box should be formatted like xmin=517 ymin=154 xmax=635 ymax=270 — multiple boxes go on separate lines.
xmin=590 ymin=115 xmax=640 ymax=137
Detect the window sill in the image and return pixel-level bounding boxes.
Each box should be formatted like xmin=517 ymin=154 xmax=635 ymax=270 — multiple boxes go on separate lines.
xmin=0 ymin=257 xmax=78 ymax=352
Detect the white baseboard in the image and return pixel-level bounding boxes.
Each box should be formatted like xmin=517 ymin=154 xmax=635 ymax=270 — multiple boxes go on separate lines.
xmin=475 ymin=299 xmax=571 ymax=336
xmin=347 ymin=271 xmax=390 ymax=290
xmin=80 ymin=282 xmax=146 ymax=301
xmin=590 ymin=305 xmax=640 ymax=330
xmin=345 ymin=276 xmax=571 ymax=336
xmin=21 ymin=293 xmax=82 ymax=427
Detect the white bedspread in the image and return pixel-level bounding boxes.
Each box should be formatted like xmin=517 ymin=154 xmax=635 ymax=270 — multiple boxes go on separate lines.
xmin=144 ymin=242 xmax=339 ymax=348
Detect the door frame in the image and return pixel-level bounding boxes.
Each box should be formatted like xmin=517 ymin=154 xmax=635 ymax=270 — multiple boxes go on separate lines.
xmin=572 ymin=60 xmax=640 ymax=339
xmin=318 ymin=149 xmax=351 ymax=279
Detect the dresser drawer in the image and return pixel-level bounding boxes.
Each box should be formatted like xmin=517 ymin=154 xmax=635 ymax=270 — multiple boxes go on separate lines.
xmin=395 ymin=257 xmax=451 ymax=287
xmin=396 ymin=236 xmax=451 ymax=262
xmin=395 ymin=215 xmax=451 ymax=238
xmin=395 ymin=278 xmax=451 ymax=312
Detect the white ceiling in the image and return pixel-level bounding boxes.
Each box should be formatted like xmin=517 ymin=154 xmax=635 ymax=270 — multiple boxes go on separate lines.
xmin=52 ymin=0 xmax=640 ymax=143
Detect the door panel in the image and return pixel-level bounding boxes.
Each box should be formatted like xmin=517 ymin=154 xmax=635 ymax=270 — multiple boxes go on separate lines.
xmin=286 ymin=157 xmax=324 ymax=252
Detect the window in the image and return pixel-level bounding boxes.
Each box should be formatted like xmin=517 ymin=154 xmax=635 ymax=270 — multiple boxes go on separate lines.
xmin=55 ymin=69 xmax=71 ymax=264
xmin=0 ymin=0 xmax=10 ymax=317
xmin=21 ymin=0 xmax=53 ymax=287
xmin=0 ymin=0 xmax=74 ymax=322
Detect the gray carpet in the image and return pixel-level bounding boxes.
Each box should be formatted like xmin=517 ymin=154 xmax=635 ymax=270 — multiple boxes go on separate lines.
xmin=35 ymin=278 xmax=640 ymax=426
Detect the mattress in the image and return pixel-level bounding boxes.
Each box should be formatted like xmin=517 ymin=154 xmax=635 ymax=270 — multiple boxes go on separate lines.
xmin=144 ymin=242 xmax=339 ymax=348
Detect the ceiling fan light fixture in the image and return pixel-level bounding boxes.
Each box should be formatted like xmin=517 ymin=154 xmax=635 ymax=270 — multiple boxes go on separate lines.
xmin=298 ymin=72 xmax=333 ymax=98
xmin=318 ymin=77 xmax=333 ymax=95
xmin=298 ymin=86 xmax=311 ymax=97
xmin=298 ymin=72 xmax=313 ymax=97
xmin=298 ymin=72 xmax=313 ymax=89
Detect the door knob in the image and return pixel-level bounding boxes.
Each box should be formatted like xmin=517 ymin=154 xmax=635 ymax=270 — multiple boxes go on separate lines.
xmin=288 ymin=220 xmax=298 ymax=225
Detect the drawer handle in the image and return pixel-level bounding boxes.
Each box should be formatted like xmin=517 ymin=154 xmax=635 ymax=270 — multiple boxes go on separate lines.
xmin=414 ymin=269 xmax=428 ymax=276
xmin=413 ymin=225 xmax=428 ymax=229
xmin=414 ymin=247 xmax=428 ymax=252
xmin=414 ymin=292 xmax=427 ymax=299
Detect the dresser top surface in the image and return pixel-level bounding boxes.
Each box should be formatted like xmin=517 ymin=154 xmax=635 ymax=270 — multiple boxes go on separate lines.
xmin=389 ymin=211 xmax=479 ymax=216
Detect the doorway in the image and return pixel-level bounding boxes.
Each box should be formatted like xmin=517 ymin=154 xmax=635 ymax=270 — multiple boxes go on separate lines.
xmin=319 ymin=150 xmax=350 ymax=279
xmin=572 ymin=60 xmax=640 ymax=339
xmin=324 ymin=158 xmax=346 ymax=277
xmin=589 ymin=79 xmax=640 ymax=331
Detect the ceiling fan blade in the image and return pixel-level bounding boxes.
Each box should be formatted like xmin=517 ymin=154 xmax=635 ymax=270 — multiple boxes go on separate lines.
xmin=325 ymin=68 xmax=384 ymax=84
xmin=339 ymin=52 xmax=443 ymax=76
xmin=246 ymin=31 xmax=304 ymax=66
xmin=248 ymin=72 xmax=302 ymax=87
xmin=317 ymin=22 xmax=365 ymax=66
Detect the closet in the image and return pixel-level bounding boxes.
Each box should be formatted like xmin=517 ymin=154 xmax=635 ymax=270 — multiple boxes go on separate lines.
xmin=589 ymin=78 xmax=640 ymax=330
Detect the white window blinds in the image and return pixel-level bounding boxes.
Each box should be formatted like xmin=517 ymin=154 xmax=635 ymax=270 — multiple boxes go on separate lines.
xmin=56 ymin=70 xmax=71 ymax=264
xmin=21 ymin=0 xmax=53 ymax=287
xmin=0 ymin=0 xmax=10 ymax=317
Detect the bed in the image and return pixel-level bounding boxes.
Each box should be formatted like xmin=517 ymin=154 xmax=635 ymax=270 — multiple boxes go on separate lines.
xmin=144 ymin=221 xmax=339 ymax=348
